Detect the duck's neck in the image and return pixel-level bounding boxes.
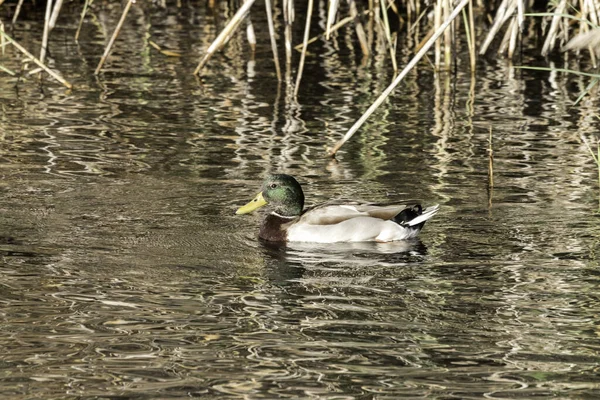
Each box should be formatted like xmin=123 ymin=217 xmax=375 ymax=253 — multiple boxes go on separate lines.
xmin=271 ymin=210 xmax=299 ymax=219
xmin=259 ymin=213 xmax=296 ymax=242
xmin=274 ymin=203 xmax=303 ymax=218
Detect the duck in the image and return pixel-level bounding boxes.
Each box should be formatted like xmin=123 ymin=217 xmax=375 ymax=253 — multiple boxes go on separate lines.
xmin=236 ymin=174 xmax=439 ymax=243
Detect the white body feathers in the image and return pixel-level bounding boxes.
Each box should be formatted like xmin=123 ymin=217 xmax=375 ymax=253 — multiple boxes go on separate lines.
xmin=286 ymin=204 xmax=439 ymax=243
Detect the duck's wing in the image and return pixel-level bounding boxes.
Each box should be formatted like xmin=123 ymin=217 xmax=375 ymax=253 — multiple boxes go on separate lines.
xmin=298 ymin=202 xmax=419 ymax=225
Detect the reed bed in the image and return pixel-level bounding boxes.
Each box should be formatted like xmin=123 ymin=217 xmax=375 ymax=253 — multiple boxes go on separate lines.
xmin=1 ymin=0 xmax=600 ymax=152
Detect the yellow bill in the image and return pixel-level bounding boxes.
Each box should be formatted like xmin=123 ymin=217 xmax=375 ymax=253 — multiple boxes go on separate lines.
xmin=236 ymin=192 xmax=268 ymax=214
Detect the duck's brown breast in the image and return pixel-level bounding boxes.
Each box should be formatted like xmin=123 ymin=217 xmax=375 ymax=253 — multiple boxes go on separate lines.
xmin=259 ymin=214 xmax=294 ymax=242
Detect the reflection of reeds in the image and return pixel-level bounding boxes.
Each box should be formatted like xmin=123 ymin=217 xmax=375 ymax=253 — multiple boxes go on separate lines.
xmin=294 ymin=10 xmax=370 ymax=51
xmin=12 ymin=0 xmax=25 ymax=25
xmin=0 ymin=30 xmax=72 ymax=88
xmin=379 ymin=0 xmax=395 ymax=70
xmin=329 ymin=0 xmax=471 ymax=156
xmin=39 ymin=0 xmax=53 ymax=68
xmin=6 ymin=1 xmax=600 ymax=76
xmin=246 ymin=0 xmax=257 ymax=53
xmin=95 ymin=0 xmax=135 ymax=75
xmin=462 ymin=1 xmax=476 ymax=72
xmin=293 ymin=0 xmax=314 ymax=96
xmin=193 ymin=0 xmax=256 ymax=75
xmin=6 ymin=1 xmax=600 ymax=79
xmin=581 ymin=135 xmax=600 ymax=211
xmin=514 ymin=64 xmax=600 ymax=106
xmin=488 ymin=126 xmax=494 ymax=191
xmin=283 ymin=0 xmax=294 ymax=67
xmin=49 ymin=0 xmax=64 ymax=30
xmin=5 ymin=0 xmax=600 ymax=121
xmin=75 ymin=0 xmax=92 ymax=42
xmin=264 ymin=0 xmax=282 ymax=81
xmin=326 ymin=0 xmax=339 ymax=40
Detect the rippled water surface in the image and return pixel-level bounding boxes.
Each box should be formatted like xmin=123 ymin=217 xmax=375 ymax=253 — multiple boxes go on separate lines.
xmin=1 ymin=2 xmax=600 ymax=399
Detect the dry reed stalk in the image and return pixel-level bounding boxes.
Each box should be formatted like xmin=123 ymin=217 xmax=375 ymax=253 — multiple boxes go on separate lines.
xmin=516 ymin=0 xmax=524 ymax=28
xmin=560 ymin=5 xmax=569 ymax=54
xmin=372 ymin=12 xmax=383 ymax=50
xmin=193 ymin=0 xmax=255 ymax=75
xmin=541 ymin=0 xmax=567 ymax=56
xmin=0 ymin=64 xmax=16 ymax=75
xmin=508 ymin=14 xmax=519 ymax=58
xmin=461 ymin=4 xmax=475 ymax=72
xmin=564 ymin=28 xmax=600 ymax=56
xmin=385 ymin=0 xmax=399 ymax=18
xmin=148 ymin=39 xmax=182 ymax=57
xmin=498 ymin=17 xmax=514 ymax=54
xmin=479 ymin=0 xmax=516 ymax=55
xmin=409 ymin=2 xmax=425 ymax=54
xmin=12 ymin=0 xmax=25 ymax=25
xmin=468 ymin=0 xmax=475 ymax=70
xmin=294 ymin=10 xmax=370 ymax=51
xmin=0 ymin=30 xmax=72 ymax=88
xmin=283 ymin=0 xmax=294 ymax=65
xmin=434 ymin=0 xmax=441 ymax=70
xmin=293 ymin=0 xmax=314 ymax=96
xmin=409 ymin=4 xmax=427 ymax=34
xmin=76 ymin=0 xmax=92 ymax=42
xmin=328 ymin=0 xmax=471 ymax=156
xmin=27 ymin=67 xmax=43 ymax=75
xmin=406 ymin=0 xmax=414 ymax=21
xmin=583 ymin=0 xmax=599 ymax=26
xmin=49 ymin=0 xmax=64 ymax=30
xmin=246 ymin=19 xmax=256 ymax=52
xmin=563 ymin=28 xmax=600 ymax=71
xmin=348 ymin=0 xmax=369 ymax=56
xmin=1 ymin=20 xmax=4 ymax=55
xmin=414 ymin=0 xmax=422 ymax=24
xmin=367 ymin=0 xmax=374 ymax=49
xmin=242 ymin=0 xmax=255 ymax=50
xmin=580 ymin=0 xmax=599 ymax=66
xmin=379 ymin=0 xmax=396 ymax=70
xmin=40 ymin=0 xmax=53 ymax=66
xmin=372 ymin=0 xmax=380 ymax=45
xmin=326 ymin=0 xmax=339 ymax=39
xmin=443 ymin=0 xmax=452 ymax=70
xmin=264 ymin=0 xmax=282 ymax=80
xmin=95 ymin=0 xmax=134 ymax=75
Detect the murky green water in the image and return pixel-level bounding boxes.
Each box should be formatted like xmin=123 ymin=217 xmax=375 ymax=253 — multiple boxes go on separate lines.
xmin=1 ymin=2 xmax=600 ymax=399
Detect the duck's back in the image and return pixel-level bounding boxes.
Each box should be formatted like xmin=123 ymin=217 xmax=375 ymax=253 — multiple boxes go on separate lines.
xmin=297 ymin=203 xmax=408 ymax=225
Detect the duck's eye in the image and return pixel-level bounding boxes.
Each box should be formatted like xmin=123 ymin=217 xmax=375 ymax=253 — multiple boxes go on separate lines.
xmin=269 ymin=183 xmax=277 ymax=189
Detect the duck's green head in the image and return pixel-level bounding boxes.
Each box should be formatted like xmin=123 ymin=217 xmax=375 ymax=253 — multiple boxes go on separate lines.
xmin=236 ymin=174 xmax=305 ymax=217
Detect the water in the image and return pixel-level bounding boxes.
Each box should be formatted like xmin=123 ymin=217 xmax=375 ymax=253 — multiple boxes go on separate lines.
xmin=1 ymin=2 xmax=600 ymax=399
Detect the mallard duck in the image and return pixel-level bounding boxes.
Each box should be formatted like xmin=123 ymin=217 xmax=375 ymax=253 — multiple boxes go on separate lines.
xmin=236 ymin=174 xmax=439 ymax=243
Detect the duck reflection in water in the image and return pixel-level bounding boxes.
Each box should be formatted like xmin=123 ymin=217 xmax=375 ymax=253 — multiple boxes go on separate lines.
xmin=259 ymin=237 xmax=429 ymax=285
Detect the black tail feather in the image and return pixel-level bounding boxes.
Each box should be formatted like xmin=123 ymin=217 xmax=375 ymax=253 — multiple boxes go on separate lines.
xmin=393 ymin=204 xmax=424 ymax=228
